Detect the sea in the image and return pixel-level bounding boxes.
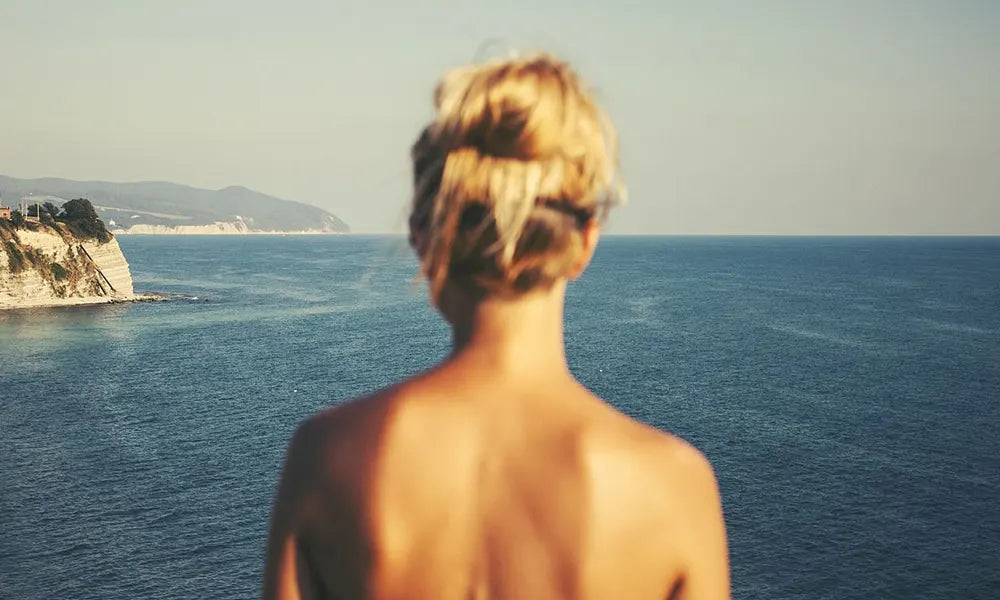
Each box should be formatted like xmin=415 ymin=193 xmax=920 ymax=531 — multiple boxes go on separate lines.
xmin=1 ymin=235 xmax=998 ymax=600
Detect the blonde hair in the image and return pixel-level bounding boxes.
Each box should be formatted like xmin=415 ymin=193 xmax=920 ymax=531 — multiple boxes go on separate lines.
xmin=409 ymin=54 xmax=624 ymax=299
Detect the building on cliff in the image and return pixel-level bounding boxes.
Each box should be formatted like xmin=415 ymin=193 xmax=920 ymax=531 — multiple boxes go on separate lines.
xmin=0 ymin=205 xmax=11 ymax=220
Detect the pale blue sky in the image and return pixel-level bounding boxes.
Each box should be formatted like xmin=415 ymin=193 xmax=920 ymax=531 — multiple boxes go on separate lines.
xmin=1 ymin=0 xmax=997 ymax=233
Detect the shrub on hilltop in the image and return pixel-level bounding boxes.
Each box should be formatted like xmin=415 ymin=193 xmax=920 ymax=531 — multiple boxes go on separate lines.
xmin=58 ymin=198 xmax=112 ymax=243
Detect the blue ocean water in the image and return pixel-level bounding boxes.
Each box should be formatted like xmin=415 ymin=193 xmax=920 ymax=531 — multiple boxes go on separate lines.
xmin=1 ymin=235 xmax=998 ymax=599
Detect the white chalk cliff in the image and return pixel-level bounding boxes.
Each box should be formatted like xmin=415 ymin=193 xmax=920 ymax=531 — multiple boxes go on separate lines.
xmin=0 ymin=223 xmax=136 ymax=309
xmin=112 ymin=219 xmax=251 ymax=235
xmin=111 ymin=219 xmax=344 ymax=235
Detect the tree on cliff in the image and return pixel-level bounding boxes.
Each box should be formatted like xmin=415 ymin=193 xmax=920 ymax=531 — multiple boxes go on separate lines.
xmin=61 ymin=198 xmax=101 ymax=221
xmin=42 ymin=202 xmax=60 ymax=218
xmin=59 ymin=198 xmax=112 ymax=243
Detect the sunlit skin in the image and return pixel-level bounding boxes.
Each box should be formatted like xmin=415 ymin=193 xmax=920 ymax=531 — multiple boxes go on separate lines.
xmin=262 ymin=223 xmax=730 ymax=600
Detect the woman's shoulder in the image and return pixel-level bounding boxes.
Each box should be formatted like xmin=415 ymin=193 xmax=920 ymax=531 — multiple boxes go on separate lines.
xmin=580 ymin=403 xmax=723 ymax=565
xmin=291 ymin=383 xmax=406 ymax=456
xmin=285 ymin=373 xmax=457 ymax=476
xmin=583 ymin=400 xmax=719 ymax=505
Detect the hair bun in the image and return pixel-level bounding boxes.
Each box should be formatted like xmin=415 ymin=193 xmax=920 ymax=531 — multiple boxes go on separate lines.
xmin=434 ymin=57 xmax=576 ymax=160
xmin=411 ymin=54 xmax=624 ymax=300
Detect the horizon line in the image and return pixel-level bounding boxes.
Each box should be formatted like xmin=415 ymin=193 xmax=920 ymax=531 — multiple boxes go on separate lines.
xmin=341 ymin=232 xmax=1000 ymax=238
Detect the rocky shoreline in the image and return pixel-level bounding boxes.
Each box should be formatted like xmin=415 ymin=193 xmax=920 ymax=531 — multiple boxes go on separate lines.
xmin=0 ymin=292 xmax=168 ymax=311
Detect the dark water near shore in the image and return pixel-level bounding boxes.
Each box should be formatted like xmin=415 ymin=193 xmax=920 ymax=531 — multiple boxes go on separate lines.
xmin=1 ymin=235 xmax=998 ymax=599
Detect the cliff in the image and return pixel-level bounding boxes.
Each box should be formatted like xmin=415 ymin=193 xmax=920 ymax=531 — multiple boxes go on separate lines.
xmin=0 ymin=220 xmax=136 ymax=310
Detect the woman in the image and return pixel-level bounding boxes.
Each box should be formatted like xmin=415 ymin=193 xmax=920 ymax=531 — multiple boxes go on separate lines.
xmin=262 ymin=54 xmax=729 ymax=600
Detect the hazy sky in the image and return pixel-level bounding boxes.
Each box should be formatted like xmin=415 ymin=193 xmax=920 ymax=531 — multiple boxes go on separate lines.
xmin=1 ymin=0 xmax=997 ymax=234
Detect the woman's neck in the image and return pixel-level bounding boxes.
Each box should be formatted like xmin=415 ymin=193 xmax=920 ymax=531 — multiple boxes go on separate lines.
xmin=446 ymin=283 xmax=571 ymax=377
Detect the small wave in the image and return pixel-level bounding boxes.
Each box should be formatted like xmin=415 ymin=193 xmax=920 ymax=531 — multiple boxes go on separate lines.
xmin=745 ymin=283 xmax=836 ymax=298
xmin=33 ymin=541 xmax=96 ymax=559
xmin=134 ymin=292 xmax=206 ymax=303
xmin=912 ymin=317 xmax=996 ymax=336
xmin=848 ymin=303 xmax=883 ymax=313
xmin=619 ymin=296 xmax=657 ymax=324
xmin=764 ymin=323 xmax=870 ymax=349
xmin=875 ymin=276 xmax=918 ymax=288
xmin=147 ymin=507 xmax=183 ymax=525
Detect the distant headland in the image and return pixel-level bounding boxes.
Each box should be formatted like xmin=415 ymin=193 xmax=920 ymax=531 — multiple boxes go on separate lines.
xmin=0 ymin=174 xmax=350 ymax=235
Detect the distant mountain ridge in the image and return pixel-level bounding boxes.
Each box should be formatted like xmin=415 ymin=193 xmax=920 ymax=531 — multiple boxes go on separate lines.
xmin=0 ymin=175 xmax=349 ymax=234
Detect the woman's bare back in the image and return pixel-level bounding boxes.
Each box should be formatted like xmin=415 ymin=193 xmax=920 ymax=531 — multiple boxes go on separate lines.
xmin=263 ymin=359 xmax=728 ymax=600
xmin=262 ymin=54 xmax=728 ymax=600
